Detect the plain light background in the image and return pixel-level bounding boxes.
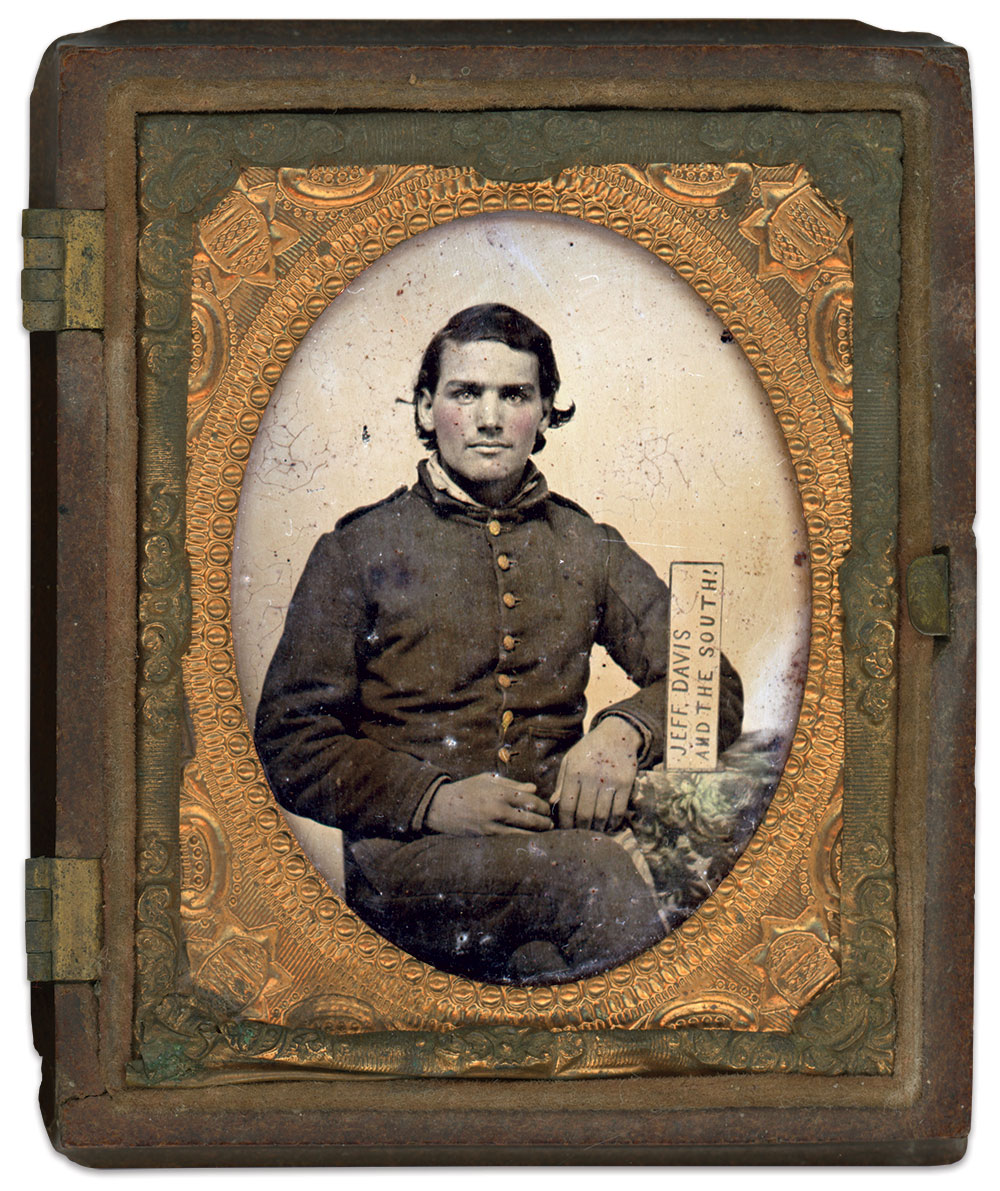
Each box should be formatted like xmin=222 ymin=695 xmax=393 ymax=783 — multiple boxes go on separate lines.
xmin=1 ymin=1 xmax=992 ymax=1182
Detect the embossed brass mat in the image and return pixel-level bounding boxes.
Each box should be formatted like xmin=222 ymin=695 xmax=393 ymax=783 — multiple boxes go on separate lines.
xmin=134 ymin=112 xmax=899 ymax=1084
xmin=186 ymin=165 xmax=849 ymax=1026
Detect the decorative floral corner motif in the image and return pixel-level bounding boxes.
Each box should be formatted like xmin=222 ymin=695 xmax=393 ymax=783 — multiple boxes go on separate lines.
xmin=739 ymin=167 xmax=852 ymax=294
xmin=745 ymin=909 xmax=840 ymax=1016
xmin=196 ymin=174 xmax=301 ymax=298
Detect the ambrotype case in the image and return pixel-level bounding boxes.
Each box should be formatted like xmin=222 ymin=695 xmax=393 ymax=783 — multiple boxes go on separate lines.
xmin=26 ymin=21 xmax=974 ymax=1164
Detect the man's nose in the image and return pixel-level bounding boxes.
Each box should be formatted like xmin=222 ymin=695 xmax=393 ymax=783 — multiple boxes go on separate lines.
xmin=476 ymin=389 xmax=503 ymax=429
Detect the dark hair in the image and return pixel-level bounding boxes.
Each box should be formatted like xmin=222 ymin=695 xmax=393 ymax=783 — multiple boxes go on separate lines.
xmin=413 ymin=303 xmax=575 ymax=452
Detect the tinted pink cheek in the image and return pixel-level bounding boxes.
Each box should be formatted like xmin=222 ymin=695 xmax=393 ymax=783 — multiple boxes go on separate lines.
xmin=511 ymin=409 xmax=540 ymax=435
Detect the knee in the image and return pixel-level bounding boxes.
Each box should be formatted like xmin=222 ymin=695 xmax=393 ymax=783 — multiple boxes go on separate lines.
xmin=518 ymin=830 xmax=640 ymax=896
xmin=548 ymin=829 xmax=636 ymax=875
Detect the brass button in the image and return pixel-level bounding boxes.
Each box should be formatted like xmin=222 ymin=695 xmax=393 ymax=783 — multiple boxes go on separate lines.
xmin=497 ymin=673 xmax=512 ymax=689
xmin=502 ymin=635 xmax=516 ymax=651
xmin=501 ymin=710 xmax=514 ymax=729
xmin=497 ymin=554 xmax=511 ymax=570
xmin=502 ymin=592 xmax=517 ymax=608
xmin=498 ymin=747 xmax=512 ymax=764
xmin=488 ymin=520 xmax=501 ymax=536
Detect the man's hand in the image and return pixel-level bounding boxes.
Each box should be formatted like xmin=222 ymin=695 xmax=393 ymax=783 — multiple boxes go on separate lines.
xmin=425 ymin=774 xmax=553 ymax=836
xmin=553 ymin=716 xmax=641 ymax=832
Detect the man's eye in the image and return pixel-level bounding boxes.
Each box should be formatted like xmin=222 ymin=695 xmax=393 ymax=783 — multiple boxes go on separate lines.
xmin=450 ymin=388 xmax=476 ymax=403
xmin=503 ymin=391 xmax=529 ymax=403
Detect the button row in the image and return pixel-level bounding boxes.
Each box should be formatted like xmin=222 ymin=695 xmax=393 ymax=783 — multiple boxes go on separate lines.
xmin=491 ymin=519 xmax=516 ymax=768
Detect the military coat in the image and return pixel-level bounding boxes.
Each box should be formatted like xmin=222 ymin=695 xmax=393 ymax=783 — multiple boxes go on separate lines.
xmin=255 ymin=460 xmax=743 ymax=842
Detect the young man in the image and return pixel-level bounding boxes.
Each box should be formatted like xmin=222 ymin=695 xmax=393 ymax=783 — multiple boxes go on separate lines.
xmin=254 ymin=303 xmax=743 ymax=984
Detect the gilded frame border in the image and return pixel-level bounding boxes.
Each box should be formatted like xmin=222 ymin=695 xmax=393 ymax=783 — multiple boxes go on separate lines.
xmin=132 ymin=110 xmax=901 ymax=1085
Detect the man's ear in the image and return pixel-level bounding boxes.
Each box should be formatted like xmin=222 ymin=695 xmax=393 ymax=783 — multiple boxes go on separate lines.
xmin=539 ymin=400 xmax=552 ymax=432
xmin=416 ymin=389 xmax=436 ymax=433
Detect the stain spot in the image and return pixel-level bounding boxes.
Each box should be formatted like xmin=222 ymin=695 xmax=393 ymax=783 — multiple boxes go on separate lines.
xmin=361 ymin=425 xmax=371 ymax=443
xmin=721 ymin=329 xmax=735 ymax=344
xmin=794 ymin=551 xmax=808 ymax=567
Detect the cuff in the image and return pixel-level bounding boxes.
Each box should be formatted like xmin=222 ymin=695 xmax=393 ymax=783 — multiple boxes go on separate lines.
xmin=591 ymin=709 xmax=655 ymax=768
xmin=410 ymin=774 xmax=451 ymax=833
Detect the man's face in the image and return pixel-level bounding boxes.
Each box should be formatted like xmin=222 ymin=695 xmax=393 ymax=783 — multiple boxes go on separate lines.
xmin=418 ymin=338 xmax=550 ymax=494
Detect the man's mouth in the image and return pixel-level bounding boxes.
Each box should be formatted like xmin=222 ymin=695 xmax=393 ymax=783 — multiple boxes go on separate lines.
xmin=468 ymin=442 xmax=511 ymax=452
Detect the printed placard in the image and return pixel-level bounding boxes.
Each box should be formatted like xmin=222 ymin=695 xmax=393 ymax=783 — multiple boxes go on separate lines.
xmin=666 ymin=562 xmax=724 ymax=771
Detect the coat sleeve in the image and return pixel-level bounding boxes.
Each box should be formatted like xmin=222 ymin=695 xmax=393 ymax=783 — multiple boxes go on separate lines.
xmin=591 ymin=526 xmax=743 ymax=763
xmin=253 ymin=531 xmax=450 ymax=840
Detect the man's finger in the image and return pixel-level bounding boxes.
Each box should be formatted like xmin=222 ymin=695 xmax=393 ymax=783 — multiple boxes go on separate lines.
xmin=558 ymin=775 xmax=581 ymax=830
xmin=497 ymin=779 xmax=538 ymax=793
xmin=592 ymin=786 xmax=615 ymax=833
xmin=551 ymin=755 xmax=568 ymax=809
xmin=608 ymin=784 xmax=632 ymax=830
xmin=504 ymin=790 xmax=552 ymax=817
xmin=574 ymin=779 xmax=599 ymax=830
xmin=499 ymin=805 xmax=554 ymax=832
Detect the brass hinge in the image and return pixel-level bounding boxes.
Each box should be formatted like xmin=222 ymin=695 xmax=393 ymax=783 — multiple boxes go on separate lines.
xmin=26 ymin=858 xmax=102 ymax=982
xmin=21 ymin=209 xmax=104 ymax=332
xmin=906 ymin=552 xmax=951 ymax=638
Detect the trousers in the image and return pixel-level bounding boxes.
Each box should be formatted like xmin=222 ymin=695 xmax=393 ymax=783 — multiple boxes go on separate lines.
xmin=346 ymin=828 xmax=665 ymax=985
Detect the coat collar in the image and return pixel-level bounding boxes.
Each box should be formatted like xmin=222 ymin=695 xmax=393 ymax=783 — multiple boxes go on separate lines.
xmin=416 ymin=455 xmax=550 ymax=521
